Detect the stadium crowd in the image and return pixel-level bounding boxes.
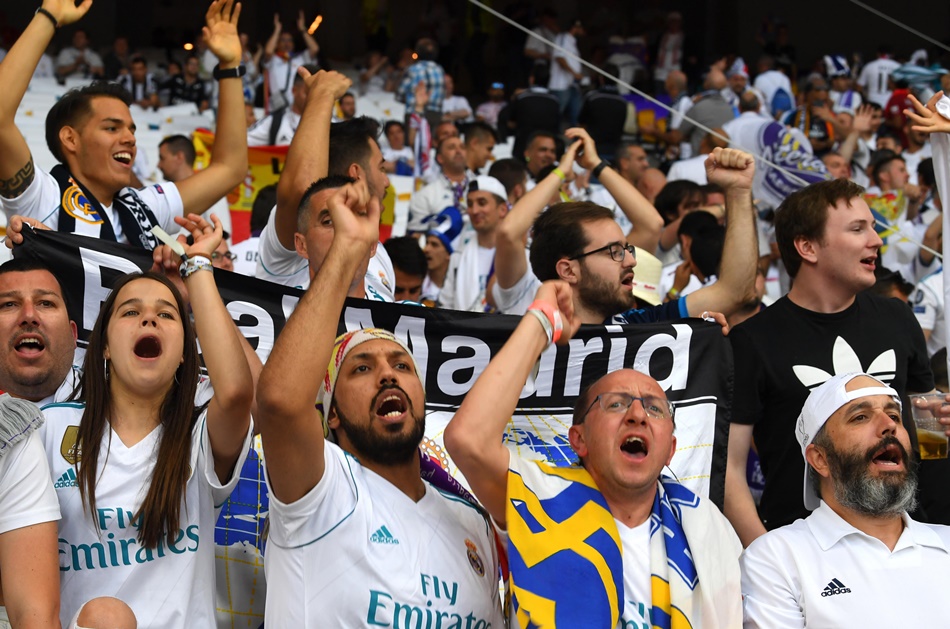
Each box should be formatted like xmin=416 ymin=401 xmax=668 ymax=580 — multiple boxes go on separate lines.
xmin=1 ymin=0 xmax=950 ymax=627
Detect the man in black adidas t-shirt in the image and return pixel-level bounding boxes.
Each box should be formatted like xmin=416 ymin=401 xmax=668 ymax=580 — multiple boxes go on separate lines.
xmin=725 ymin=178 xmax=935 ymax=546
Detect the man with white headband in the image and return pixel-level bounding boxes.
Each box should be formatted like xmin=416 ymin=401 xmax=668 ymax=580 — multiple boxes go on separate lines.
xmin=740 ymin=372 xmax=950 ymax=627
xmin=256 ymin=179 xmax=504 ymax=627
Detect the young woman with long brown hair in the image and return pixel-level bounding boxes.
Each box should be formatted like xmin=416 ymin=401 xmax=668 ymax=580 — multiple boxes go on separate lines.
xmin=40 ymin=213 xmax=253 ymax=627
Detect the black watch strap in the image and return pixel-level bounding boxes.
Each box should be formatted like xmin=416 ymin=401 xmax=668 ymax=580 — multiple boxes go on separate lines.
xmin=592 ymin=160 xmax=611 ymax=178
xmin=212 ymin=64 xmax=246 ymax=81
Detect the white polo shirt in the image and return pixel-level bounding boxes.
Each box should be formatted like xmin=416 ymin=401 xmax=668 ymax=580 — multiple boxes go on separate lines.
xmin=740 ymin=501 xmax=950 ymax=628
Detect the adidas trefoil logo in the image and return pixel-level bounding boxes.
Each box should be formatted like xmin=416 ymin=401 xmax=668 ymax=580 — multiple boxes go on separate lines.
xmin=820 ymin=578 xmax=851 ymax=597
xmin=54 ymin=467 xmax=78 ymax=489
xmin=793 ymin=337 xmax=897 ymax=390
xmin=370 ymin=525 xmax=399 ymax=545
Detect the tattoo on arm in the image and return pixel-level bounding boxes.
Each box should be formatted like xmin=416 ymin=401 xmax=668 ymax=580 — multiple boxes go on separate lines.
xmin=0 ymin=161 xmax=35 ymax=199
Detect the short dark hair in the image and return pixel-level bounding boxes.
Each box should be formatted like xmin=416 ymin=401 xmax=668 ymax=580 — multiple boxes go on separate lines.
xmin=530 ymin=63 xmax=550 ymax=87
xmin=415 ymin=38 xmax=439 ymax=61
xmin=328 ymin=116 xmax=380 ymax=176
xmin=384 ymin=120 xmax=406 ymax=137
xmin=159 ymin=134 xmax=196 ymax=167
xmin=870 ymin=149 xmax=903 ymax=186
xmin=529 ymin=201 xmax=615 ymax=281
xmin=297 ymin=175 xmax=356 ymax=231
xmin=251 ymin=184 xmax=277 ymax=233
xmin=525 ymin=130 xmax=556 ymax=150
xmin=0 ymin=258 xmax=71 ymax=311
xmin=488 ymin=158 xmax=528 ymax=195
xmin=918 ymin=158 xmax=935 ymax=188
xmin=46 ymin=81 xmax=132 ymax=163
xmin=654 ymin=180 xmax=701 ymax=224
xmin=738 ymin=91 xmax=760 ymax=113
xmin=383 ymin=236 xmax=427 ymax=278
xmin=464 ymin=121 xmax=497 ymax=146
xmin=774 ymin=178 xmax=866 ymax=278
xmin=679 ymin=211 xmax=724 ymax=278
xmin=341 ymin=92 xmax=355 ymax=101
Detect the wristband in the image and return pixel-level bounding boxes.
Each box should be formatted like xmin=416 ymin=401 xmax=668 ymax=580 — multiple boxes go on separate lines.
xmin=527 ymin=299 xmax=563 ymax=344
xmin=180 ymin=255 xmax=213 ymax=278
xmin=35 ymin=7 xmax=58 ymax=28
xmin=212 ymin=64 xmax=247 ymax=81
xmin=552 ymin=167 xmax=566 ymax=181
xmin=527 ymin=309 xmax=554 ymax=347
xmin=591 ymin=160 xmax=611 ymax=178
xmin=667 ymin=287 xmax=680 ymax=299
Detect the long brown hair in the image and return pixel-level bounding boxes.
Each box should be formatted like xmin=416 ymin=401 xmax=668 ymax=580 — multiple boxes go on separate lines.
xmin=73 ymin=272 xmax=201 ymax=549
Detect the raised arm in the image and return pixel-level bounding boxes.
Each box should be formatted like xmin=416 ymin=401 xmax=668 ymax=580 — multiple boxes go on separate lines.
xmin=297 ymin=11 xmax=320 ymax=59
xmin=684 ymin=147 xmax=758 ymax=318
xmin=0 ymin=0 xmax=92 ymax=197
xmin=262 ymin=14 xmax=281 ymax=63
xmin=273 ymin=68 xmax=351 ymax=249
xmin=257 ymin=181 xmax=380 ymax=503
xmin=445 ymin=281 xmax=580 ymax=526
xmin=155 ymin=212 xmax=253 ymax=481
xmin=568 ymin=127 xmax=665 ymax=251
xmin=175 ymin=0 xmax=248 ymax=217
xmin=495 ymin=140 xmax=579 ymax=289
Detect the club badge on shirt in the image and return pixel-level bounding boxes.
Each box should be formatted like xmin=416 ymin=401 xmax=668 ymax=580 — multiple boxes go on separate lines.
xmin=62 ymin=180 xmax=104 ymax=224
xmin=60 ymin=425 xmax=82 ymax=463
xmin=466 ymin=538 xmax=485 ymax=577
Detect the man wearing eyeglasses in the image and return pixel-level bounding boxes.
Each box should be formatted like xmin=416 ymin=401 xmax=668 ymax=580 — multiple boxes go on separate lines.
xmin=494 ymin=144 xmax=758 ymax=324
xmin=446 ymin=280 xmax=743 ymax=629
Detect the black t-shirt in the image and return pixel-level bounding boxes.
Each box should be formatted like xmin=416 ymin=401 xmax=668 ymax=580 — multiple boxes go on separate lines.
xmin=167 ymin=76 xmax=209 ymax=109
xmin=730 ymin=293 xmax=933 ymax=529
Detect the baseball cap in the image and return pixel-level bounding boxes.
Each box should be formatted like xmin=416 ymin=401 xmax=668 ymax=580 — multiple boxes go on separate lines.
xmin=468 ymin=175 xmax=508 ymax=202
xmin=795 ymin=372 xmax=901 ymax=510
xmin=630 ymin=247 xmax=662 ymax=306
xmin=426 ymin=206 xmax=464 ymax=254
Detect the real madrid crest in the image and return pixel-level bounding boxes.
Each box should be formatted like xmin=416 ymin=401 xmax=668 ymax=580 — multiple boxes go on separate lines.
xmin=465 ymin=538 xmax=485 ymax=577
xmin=62 ymin=178 xmax=104 ymax=224
xmin=60 ymin=425 xmax=82 ymax=464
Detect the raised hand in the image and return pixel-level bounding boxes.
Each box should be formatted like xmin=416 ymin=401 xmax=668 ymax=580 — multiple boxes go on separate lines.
xmin=905 ymin=92 xmax=950 ymax=135
xmin=272 ymin=13 xmax=282 ymax=33
xmin=41 ymin=0 xmax=94 ymax=27
xmin=299 ymin=67 xmax=351 ymax=101
xmin=852 ymin=104 xmax=875 ymax=134
xmin=204 ymin=0 xmax=242 ymax=67
xmin=705 ymin=147 xmax=755 ymax=191
xmin=563 ymin=127 xmax=601 ymax=171
xmin=327 ymin=179 xmax=381 ymax=256
xmin=556 ymin=134 xmax=582 ymax=175
xmin=533 ymin=280 xmax=582 ymax=345
xmin=3 ymin=215 xmax=51 ymax=249
xmin=176 ymin=212 xmax=225 ymax=260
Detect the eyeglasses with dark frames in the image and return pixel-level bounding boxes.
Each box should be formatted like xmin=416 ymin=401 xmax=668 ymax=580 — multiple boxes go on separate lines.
xmin=569 ymin=242 xmax=636 ymax=263
xmin=577 ymin=392 xmax=675 ymax=424
xmin=211 ymin=251 xmax=237 ymax=261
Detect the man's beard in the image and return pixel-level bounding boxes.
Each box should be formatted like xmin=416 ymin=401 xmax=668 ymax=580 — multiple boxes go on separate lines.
xmin=576 ymin=262 xmax=636 ymax=320
xmin=332 ymin=387 xmax=426 ymax=466
xmin=825 ymin=435 xmax=919 ymax=518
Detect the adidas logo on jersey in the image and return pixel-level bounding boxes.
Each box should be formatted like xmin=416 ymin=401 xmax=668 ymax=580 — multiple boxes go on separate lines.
xmin=54 ymin=467 xmax=78 ymax=489
xmin=820 ymin=578 xmax=851 ymax=597
xmin=370 ymin=525 xmax=399 ymax=545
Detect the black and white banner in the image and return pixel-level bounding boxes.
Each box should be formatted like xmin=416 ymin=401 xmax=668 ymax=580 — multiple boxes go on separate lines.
xmin=17 ymin=227 xmax=732 ymax=505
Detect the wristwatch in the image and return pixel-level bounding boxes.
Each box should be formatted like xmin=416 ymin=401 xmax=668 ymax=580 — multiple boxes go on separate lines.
xmin=212 ymin=64 xmax=247 ymax=81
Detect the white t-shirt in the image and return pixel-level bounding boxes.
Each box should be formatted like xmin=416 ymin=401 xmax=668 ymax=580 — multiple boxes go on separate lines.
xmin=857 ymin=57 xmax=901 ymax=108
xmin=902 ymin=144 xmax=933 ymax=186
xmin=0 ymin=429 xmax=60 ymax=535
xmin=265 ymin=52 xmax=314 ymax=106
xmin=229 ymin=235 xmax=260 ymax=277
xmin=263 ymin=440 xmax=505 ymax=628
xmin=255 ymin=207 xmax=395 ymax=300
xmin=617 ymin=519 xmax=652 ymax=629
xmin=438 ymin=243 xmax=496 ymax=312
xmin=741 ymin=501 xmax=950 ymax=628
xmin=246 ymin=109 xmax=301 ymax=147
xmin=666 ymin=154 xmax=708 ymax=185
xmin=40 ymin=403 xmax=252 ymax=628
xmin=549 ymin=33 xmax=581 ymax=91
xmin=668 ymin=93 xmax=695 ymax=159
xmin=912 ymin=267 xmax=945 ymax=357
xmin=753 ymin=70 xmax=793 ymax=113
xmin=0 ymin=166 xmax=182 ymax=245
xmin=442 ymin=95 xmax=474 ymax=122
xmin=382 ymin=146 xmax=415 ymax=164
xmin=492 ymin=266 xmax=540 ymax=317
xmin=407 ymin=176 xmax=463 ymax=234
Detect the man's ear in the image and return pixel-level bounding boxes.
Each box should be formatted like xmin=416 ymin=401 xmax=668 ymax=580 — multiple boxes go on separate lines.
xmin=347 ymin=162 xmax=361 ymax=181
xmin=555 ymin=257 xmax=579 ymax=284
xmin=568 ymin=424 xmax=588 ymax=459
xmin=294 ymin=232 xmax=309 ymax=260
xmin=326 ymin=403 xmax=340 ymax=430
xmin=666 ymin=435 xmax=677 ymax=466
xmin=59 ymin=126 xmax=80 ymax=157
xmin=794 ymin=235 xmax=818 ymax=265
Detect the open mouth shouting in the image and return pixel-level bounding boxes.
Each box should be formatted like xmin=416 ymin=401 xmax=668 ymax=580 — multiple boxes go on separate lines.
xmin=133 ymin=335 xmax=163 ymax=359
xmin=13 ymin=332 xmax=47 ymax=358
xmin=620 ymin=435 xmax=649 ymax=461
xmin=113 ymin=151 xmax=133 ymax=166
xmin=373 ymin=387 xmax=410 ymax=424
xmin=860 ymin=255 xmax=876 ymax=271
xmin=620 ymin=271 xmax=634 ymax=291
xmin=870 ymin=440 xmax=904 ymax=470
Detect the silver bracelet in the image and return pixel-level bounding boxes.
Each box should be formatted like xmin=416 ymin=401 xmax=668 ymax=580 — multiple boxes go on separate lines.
xmin=179 ymin=255 xmax=213 ymax=279
xmin=527 ymin=308 xmax=554 ymax=347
